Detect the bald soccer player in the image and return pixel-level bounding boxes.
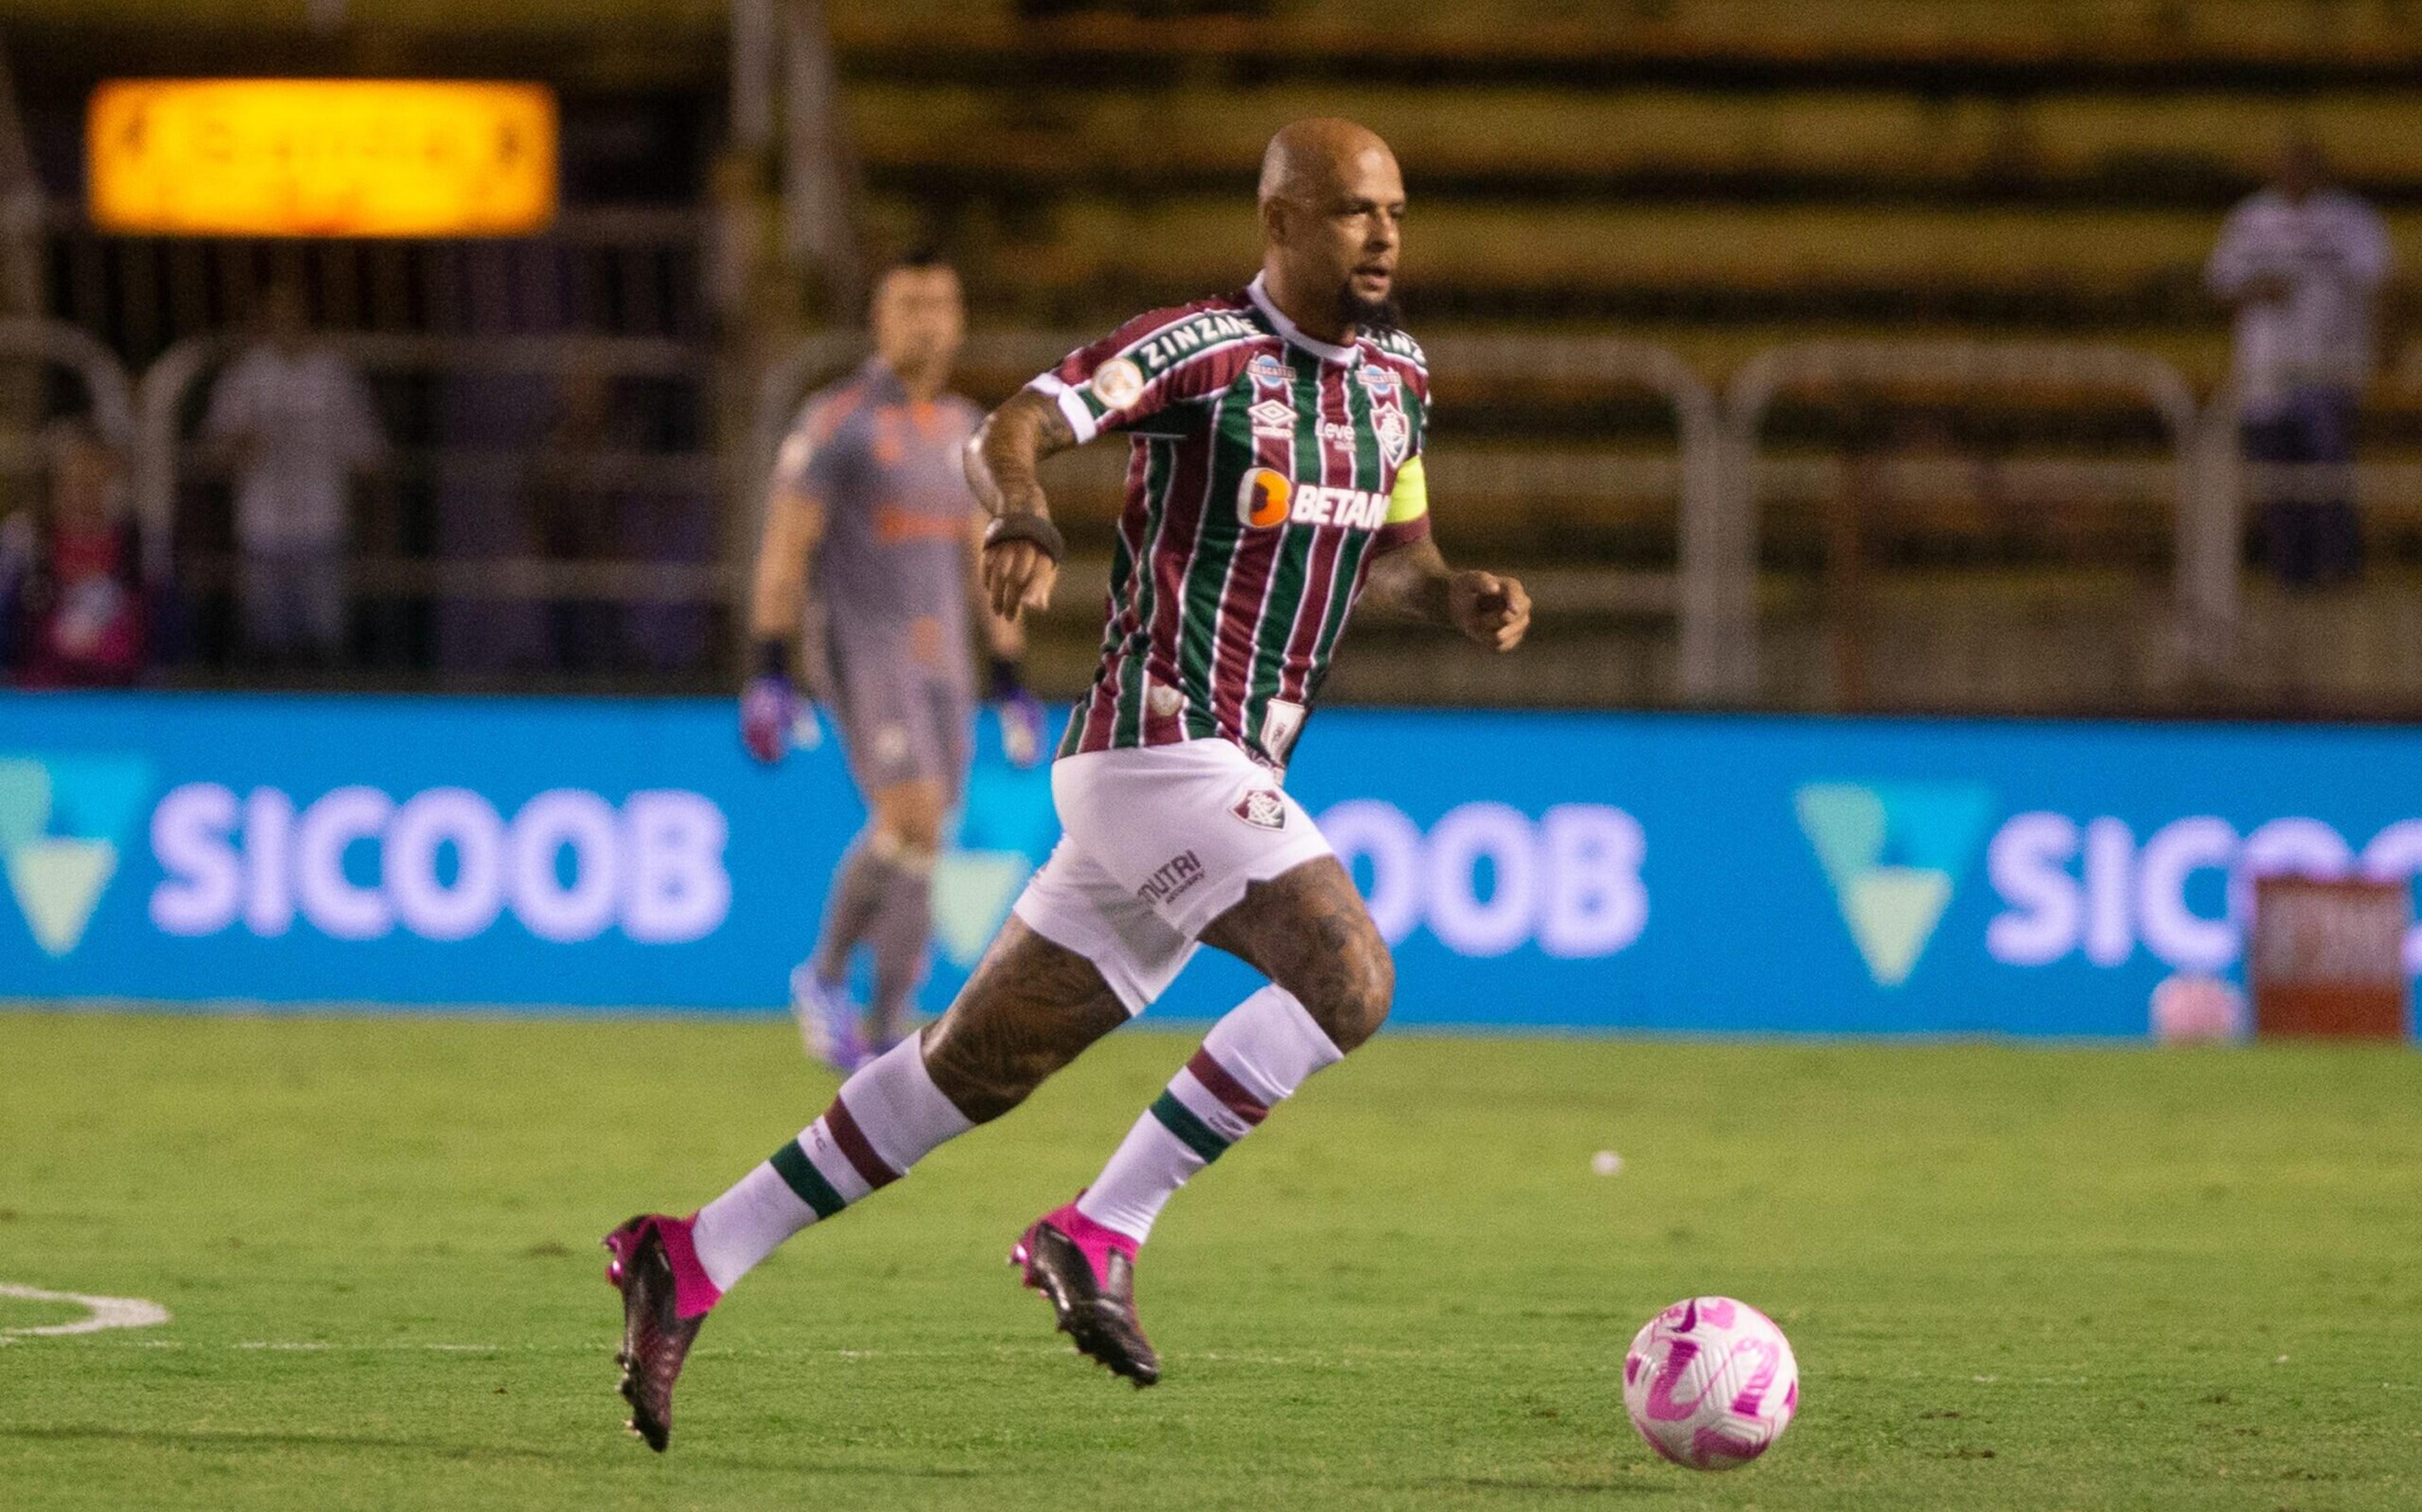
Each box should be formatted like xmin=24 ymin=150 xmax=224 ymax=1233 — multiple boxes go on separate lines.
xmin=742 ymin=250 xmax=1046 ymax=1071
xmin=606 ymin=120 xmax=1531 ymax=1448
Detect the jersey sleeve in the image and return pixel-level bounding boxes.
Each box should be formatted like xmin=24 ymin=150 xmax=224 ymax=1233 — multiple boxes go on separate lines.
xmin=771 ymin=389 xmax=864 ymax=504
xmin=1027 ymin=303 xmax=1267 ymax=444
xmin=2342 ymin=198 xmax=2394 ymax=288
xmin=2206 ymin=201 xmax=2269 ymax=298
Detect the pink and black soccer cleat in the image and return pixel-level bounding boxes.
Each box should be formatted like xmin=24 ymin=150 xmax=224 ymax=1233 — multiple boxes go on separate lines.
xmin=602 ymin=1213 xmax=720 ymax=1451
xmin=1010 ymin=1201 xmax=1160 ymax=1387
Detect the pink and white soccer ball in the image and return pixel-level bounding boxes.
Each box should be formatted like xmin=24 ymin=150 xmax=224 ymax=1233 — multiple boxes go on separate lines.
xmin=1622 ymin=1296 xmax=1799 ymax=1470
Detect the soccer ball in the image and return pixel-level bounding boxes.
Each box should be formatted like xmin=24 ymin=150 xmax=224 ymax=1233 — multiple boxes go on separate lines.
xmin=1622 ymin=1296 xmax=1799 ymax=1470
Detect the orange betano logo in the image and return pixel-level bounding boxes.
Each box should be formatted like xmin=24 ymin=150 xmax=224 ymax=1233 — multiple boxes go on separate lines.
xmin=1238 ymin=468 xmax=1292 ymax=528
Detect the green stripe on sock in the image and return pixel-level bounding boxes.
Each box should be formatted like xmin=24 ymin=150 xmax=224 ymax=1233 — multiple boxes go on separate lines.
xmin=1149 ymin=1090 xmax=1232 ymax=1165
xmin=769 ymin=1139 xmax=847 ymax=1219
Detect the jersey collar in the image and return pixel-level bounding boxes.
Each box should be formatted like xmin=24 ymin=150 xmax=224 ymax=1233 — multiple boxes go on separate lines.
xmin=1247 ymin=274 xmax=1364 ymax=366
xmin=856 ymin=356 xmax=911 ymax=402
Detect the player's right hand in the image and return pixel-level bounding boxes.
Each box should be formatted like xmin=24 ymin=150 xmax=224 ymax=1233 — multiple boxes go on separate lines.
xmin=983 ymin=538 xmax=1058 ymax=622
xmin=740 ymin=674 xmax=797 ymax=764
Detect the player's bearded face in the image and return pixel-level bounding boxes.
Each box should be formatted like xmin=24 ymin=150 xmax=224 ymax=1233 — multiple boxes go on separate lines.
xmin=872 ymin=267 xmax=966 ymax=379
xmin=1313 ymin=153 xmax=1405 ymax=334
xmin=1337 ymin=280 xmax=1401 ymax=335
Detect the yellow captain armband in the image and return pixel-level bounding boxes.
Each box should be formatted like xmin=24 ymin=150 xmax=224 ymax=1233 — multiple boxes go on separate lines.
xmin=1385 ymin=453 xmax=1429 ymax=525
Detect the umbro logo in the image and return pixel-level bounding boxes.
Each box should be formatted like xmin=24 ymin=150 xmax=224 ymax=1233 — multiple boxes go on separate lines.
xmin=1247 ymin=398 xmax=1294 ymax=439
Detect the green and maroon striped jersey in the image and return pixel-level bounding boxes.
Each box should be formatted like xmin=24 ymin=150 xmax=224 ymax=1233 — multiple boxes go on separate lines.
xmin=1031 ymin=274 xmax=1432 ymax=769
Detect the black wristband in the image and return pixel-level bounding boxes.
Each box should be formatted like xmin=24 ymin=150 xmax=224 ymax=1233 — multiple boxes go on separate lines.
xmin=983 ymin=511 xmax=1065 ymax=563
xmin=989 ymin=656 xmax=1025 ymax=701
xmin=752 ymin=637 xmax=788 ymax=680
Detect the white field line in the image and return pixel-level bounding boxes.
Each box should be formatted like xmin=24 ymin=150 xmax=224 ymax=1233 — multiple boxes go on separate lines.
xmin=0 ymin=1282 xmax=171 ymax=1337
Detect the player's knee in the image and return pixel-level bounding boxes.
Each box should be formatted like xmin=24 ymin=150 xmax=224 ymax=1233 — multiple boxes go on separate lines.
xmin=871 ymin=787 xmax=946 ymax=857
xmin=1316 ymin=930 xmax=1395 ymax=1052
xmin=878 ymin=813 xmax=942 ymax=858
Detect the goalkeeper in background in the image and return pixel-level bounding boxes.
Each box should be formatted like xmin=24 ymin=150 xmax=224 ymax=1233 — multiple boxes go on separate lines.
xmin=744 ymin=250 xmax=1045 ymax=1071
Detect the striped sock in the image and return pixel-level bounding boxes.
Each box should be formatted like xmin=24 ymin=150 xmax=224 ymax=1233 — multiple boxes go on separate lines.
xmin=1076 ymin=985 xmax=1344 ymax=1243
xmin=689 ymin=1036 xmax=973 ymax=1291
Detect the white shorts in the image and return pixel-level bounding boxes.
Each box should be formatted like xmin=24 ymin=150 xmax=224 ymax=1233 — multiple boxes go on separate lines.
xmin=1011 ymin=738 xmax=1335 ymax=1014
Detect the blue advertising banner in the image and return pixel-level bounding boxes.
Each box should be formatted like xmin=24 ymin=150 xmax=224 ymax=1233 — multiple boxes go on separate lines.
xmin=2 ymin=692 xmax=2417 ymax=1037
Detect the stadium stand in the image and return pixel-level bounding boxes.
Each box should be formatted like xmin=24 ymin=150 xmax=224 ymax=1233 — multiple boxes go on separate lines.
xmin=821 ymin=0 xmax=2422 ymax=714
xmin=8 ymin=1 xmax=2422 ymax=711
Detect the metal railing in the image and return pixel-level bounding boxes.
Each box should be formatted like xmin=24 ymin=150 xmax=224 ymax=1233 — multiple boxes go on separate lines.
xmin=1728 ymin=340 xmax=2207 ymax=675
xmin=18 ymin=313 xmax=2422 ymax=706
xmin=0 ymin=316 xmax=143 ymax=554
xmin=136 ymin=329 xmax=711 ymax=583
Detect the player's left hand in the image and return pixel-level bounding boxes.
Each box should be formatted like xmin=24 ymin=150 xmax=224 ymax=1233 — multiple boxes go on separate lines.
xmin=994 ymin=690 xmax=1047 ymax=769
xmin=1448 ymin=569 xmax=1531 ymax=652
xmin=740 ymin=674 xmax=797 ymax=764
xmin=983 ymin=538 xmax=1058 ymax=622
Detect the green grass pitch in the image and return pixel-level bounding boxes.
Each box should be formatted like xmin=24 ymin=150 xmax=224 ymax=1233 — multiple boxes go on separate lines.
xmin=3 ymin=1011 xmax=2419 ymax=1510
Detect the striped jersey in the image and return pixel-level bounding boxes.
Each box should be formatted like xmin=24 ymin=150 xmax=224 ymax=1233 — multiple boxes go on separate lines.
xmin=1031 ymin=274 xmax=1432 ymax=770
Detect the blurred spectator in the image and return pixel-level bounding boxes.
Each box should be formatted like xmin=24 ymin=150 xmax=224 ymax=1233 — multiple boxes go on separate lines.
xmin=2208 ymin=134 xmax=2392 ymax=587
xmin=203 ymin=281 xmax=385 ymax=665
xmin=0 ymin=419 xmax=146 ymax=687
xmin=528 ymin=366 xmax=625 ymax=673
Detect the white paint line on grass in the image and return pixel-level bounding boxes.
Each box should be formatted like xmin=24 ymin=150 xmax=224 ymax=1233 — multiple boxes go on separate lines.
xmin=233 ymin=1341 xmax=502 ymax=1352
xmin=0 ymin=1282 xmax=171 ymax=1337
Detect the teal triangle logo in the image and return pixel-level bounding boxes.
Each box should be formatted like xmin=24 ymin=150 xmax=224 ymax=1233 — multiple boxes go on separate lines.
xmin=931 ymin=739 xmax=1060 ymax=968
xmin=930 ymin=851 xmax=1034 ymax=968
xmin=1795 ymin=781 xmax=1996 ymax=987
xmin=0 ymin=753 xmax=155 ymax=958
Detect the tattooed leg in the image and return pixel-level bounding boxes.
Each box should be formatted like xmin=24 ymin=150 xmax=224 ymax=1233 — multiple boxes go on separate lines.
xmin=1198 ymin=856 xmax=1395 ymax=1050
xmin=919 ymin=916 xmax=1132 ymax=1123
xmin=1068 ymin=858 xmax=1392 ymax=1250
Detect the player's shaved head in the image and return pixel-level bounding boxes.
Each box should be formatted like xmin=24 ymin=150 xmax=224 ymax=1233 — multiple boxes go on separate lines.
xmin=1256 ymin=119 xmax=1406 ymax=343
xmin=1258 ymin=118 xmax=1397 ymax=211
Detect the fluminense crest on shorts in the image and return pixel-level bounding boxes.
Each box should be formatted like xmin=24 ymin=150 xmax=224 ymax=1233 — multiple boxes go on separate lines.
xmin=1230 ymin=789 xmax=1287 ymax=831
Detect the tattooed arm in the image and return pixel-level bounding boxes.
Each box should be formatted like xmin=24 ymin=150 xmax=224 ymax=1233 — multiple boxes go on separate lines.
xmin=964 ymin=388 xmax=1080 ymax=621
xmin=1361 ymin=535 xmax=1531 ymax=652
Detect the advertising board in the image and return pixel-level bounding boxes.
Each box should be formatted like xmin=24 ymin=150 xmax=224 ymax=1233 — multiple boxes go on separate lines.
xmin=4 ymin=694 xmax=2416 ymax=1037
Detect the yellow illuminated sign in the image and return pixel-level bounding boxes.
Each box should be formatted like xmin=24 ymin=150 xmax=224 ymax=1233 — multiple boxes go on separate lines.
xmin=88 ymin=79 xmax=556 ymax=238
